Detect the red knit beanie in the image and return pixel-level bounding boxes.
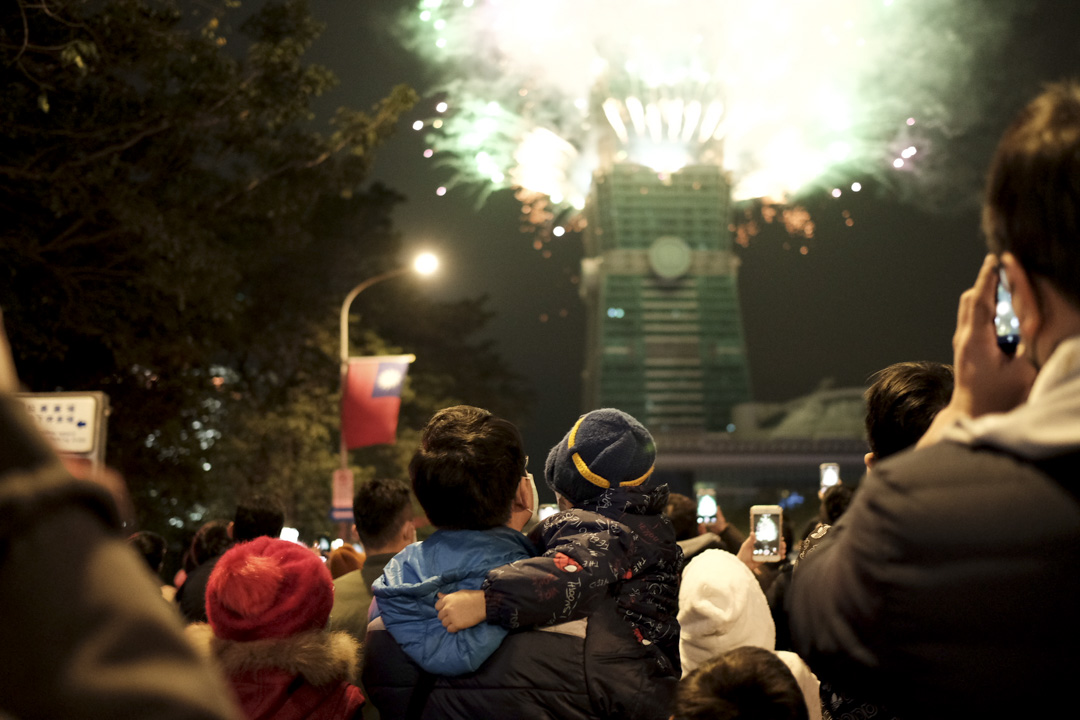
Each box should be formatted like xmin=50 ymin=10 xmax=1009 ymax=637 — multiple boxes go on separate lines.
xmin=206 ymin=536 xmax=334 ymax=642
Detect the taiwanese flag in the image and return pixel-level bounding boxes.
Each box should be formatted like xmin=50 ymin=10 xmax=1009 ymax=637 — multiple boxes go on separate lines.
xmin=341 ymin=355 xmax=413 ymax=448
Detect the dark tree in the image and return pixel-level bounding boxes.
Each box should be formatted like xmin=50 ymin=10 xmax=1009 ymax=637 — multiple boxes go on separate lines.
xmin=0 ymin=0 xmax=530 ymax=541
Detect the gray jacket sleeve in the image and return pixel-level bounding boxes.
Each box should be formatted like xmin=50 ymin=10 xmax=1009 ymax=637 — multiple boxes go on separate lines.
xmin=0 ymin=394 xmax=242 ymax=720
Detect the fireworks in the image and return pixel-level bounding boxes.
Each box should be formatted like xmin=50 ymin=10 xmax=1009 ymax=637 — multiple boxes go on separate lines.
xmin=399 ymin=0 xmax=1013 ymax=224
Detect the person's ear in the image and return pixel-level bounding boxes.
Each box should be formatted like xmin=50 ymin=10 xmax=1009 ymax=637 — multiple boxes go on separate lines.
xmin=1001 ymin=252 xmax=1043 ymax=349
xmin=351 ymin=523 xmax=359 ymax=543
xmin=864 ymin=451 xmax=876 ymax=470
xmin=512 ymin=475 xmax=532 ymax=512
xmin=401 ymin=517 xmax=417 ymax=544
xmin=226 ymin=521 xmax=234 ymax=540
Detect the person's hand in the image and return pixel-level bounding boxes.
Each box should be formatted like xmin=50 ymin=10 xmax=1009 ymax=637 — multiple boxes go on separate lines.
xmin=435 ymin=589 xmax=486 ymax=633
xmin=737 ymin=533 xmax=762 ymax=575
xmin=736 ymin=533 xmax=787 ymax=575
xmin=700 ymin=506 xmax=729 ymax=536
xmin=921 ymin=255 xmax=1037 ymax=446
xmin=713 ymin=505 xmax=728 ymax=533
xmin=951 ymin=254 xmax=1037 ymax=417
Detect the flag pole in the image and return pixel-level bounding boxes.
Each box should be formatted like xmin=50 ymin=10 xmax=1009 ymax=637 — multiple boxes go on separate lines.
xmin=335 ymin=253 xmax=438 ymax=540
xmin=339 ymin=267 xmax=410 ymax=472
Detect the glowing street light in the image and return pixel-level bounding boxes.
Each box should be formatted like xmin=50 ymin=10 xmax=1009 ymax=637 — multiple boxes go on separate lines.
xmin=339 ymin=253 xmax=439 ymax=365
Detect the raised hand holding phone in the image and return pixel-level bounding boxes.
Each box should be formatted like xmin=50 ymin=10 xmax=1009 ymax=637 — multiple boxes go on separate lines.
xmin=749 ymin=505 xmax=783 ymax=563
xmin=919 ymin=255 xmax=1037 ymax=448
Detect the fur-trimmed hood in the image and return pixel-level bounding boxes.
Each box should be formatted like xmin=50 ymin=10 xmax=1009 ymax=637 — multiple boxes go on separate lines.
xmin=186 ymin=623 xmax=361 ymax=687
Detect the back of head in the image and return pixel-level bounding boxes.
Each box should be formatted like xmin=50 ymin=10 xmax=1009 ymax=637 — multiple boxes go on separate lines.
xmin=232 ymin=493 xmax=286 ymax=542
xmin=821 ymin=484 xmax=856 ymax=525
xmin=675 ymin=646 xmax=810 ymax=720
xmin=983 ymin=80 xmax=1080 ymax=309
xmin=206 ymin=536 xmax=333 ymax=642
xmin=328 ymin=545 xmax=365 ymax=580
xmin=679 ymin=549 xmax=776 ymax=674
xmin=545 ymin=408 xmax=657 ymax=507
xmin=352 ymin=477 xmax=414 ymax=550
xmin=666 ymin=493 xmax=699 ymax=541
xmin=409 ymin=405 xmax=526 ymax=530
xmin=191 ymin=519 xmax=234 ymax=567
xmin=864 ymin=361 xmax=954 ymax=460
xmin=127 ymin=530 xmax=167 ymax=574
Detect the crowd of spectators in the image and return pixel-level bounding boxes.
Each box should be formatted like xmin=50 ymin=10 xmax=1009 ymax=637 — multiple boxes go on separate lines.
xmin=1 ymin=82 xmax=1078 ymax=719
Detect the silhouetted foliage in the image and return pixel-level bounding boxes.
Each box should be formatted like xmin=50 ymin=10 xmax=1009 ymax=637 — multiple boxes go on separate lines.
xmin=0 ymin=0 xmax=531 ymax=541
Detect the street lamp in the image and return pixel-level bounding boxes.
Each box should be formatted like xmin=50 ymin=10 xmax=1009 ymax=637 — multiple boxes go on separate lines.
xmin=338 ymin=252 xmax=438 ymax=469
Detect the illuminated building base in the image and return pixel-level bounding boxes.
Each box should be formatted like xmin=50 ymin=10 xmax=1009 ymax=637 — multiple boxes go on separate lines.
xmin=580 ymin=163 xmax=750 ymax=432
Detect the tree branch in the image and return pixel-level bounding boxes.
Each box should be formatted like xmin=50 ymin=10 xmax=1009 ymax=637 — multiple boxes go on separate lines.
xmin=211 ymin=136 xmax=348 ymax=211
xmin=10 ymin=0 xmax=29 ymax=64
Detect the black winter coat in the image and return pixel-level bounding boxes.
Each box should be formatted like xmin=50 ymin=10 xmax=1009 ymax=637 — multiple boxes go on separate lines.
xmin=362 ymin=601 xmax=677 ymax=720
xmin=789 ymin=440 xmax=1080 ymax=719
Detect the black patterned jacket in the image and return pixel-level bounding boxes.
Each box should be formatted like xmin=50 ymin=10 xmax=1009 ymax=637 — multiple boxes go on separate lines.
xmin=482 ymin=484 xmax=683 ymax=675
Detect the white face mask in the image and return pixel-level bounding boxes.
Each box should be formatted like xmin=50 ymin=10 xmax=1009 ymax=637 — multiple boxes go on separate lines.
xmin=526 ymin=471 xmax=540 ymax=525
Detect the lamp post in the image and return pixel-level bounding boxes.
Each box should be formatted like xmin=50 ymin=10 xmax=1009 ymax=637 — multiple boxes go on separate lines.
xmin=338 ymin=252 xmax=438 ymax=471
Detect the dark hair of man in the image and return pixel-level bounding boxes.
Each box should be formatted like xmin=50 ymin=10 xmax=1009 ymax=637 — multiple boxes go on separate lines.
xmin=190 ymin=519 xmax=233 ymax=567
xmin=821 ymin=484 xmax=856 ymax=525
xmin=352 ymin=478 xmax=413 ymax=550
xmin=673 ymin=646 xmax=810 ymax=720
xmin=232 ymin=493 xmax=286 ymax=541
xmin=409 ymin=405 xmax=526 ymax=530
xmin=665 ymin=493 xmax=699 ymax=541
xmin=127 ymin=530 xmax=167 ymax=574
xmin=864 ymin=361 xmax=954 ymax=460
xmin=983 ymin=80 xmax=1080 ymax=309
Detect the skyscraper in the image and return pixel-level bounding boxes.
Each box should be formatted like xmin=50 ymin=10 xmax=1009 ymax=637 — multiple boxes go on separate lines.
xmin=579 ymin=163 xmax=751 ymax=432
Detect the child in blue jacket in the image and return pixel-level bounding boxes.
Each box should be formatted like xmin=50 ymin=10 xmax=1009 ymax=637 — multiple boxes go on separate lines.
xmin=436 ymin=408 xmax=683 ymax=676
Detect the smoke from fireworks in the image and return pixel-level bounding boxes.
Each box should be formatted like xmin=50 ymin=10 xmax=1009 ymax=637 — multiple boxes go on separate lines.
xmin=397 ymin=0 xmax=1015 ymax=225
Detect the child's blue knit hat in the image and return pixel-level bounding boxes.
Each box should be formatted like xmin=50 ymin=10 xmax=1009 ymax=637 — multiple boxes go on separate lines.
xmin=545 ymin=408 xmax=657 ymax=505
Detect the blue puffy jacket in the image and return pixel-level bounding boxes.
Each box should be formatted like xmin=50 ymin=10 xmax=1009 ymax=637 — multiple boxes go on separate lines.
xmin=370 ymin=526 xmax=535 ymax=676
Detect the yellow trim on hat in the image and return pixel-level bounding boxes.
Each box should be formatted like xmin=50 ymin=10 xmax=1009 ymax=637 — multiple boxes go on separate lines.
xmin=567 ymin=416 xmax=655 ymax=489
xmin=619 ymin=465 xmax=654 ymax=487
xmin=572 ymin=451 xmax=611 ymax=488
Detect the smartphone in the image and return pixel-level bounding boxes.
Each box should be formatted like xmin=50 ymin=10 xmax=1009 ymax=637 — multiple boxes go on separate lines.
xmin=750 ymin=504 xmax=783 ymax=563
xmin=819 ymin=462 xmax=840 ymax=491
xmin=996 ymin=267 xmax=1020 ymax=356
xmin=696 ymin=488 xmax=718 ymax=525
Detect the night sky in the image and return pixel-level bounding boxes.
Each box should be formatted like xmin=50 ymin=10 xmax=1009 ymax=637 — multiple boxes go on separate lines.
xmin=302 ymin=0 xmax=1080 ymax=478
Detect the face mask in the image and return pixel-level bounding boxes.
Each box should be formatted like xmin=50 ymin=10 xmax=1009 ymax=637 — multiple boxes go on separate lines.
xmin=526 ymin=471 xmax=539 ymax=525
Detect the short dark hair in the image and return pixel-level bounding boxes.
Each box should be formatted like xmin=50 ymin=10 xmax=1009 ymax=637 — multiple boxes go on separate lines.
xmin=665 ymin=493 xmax=698 ymax=541
xmin=352 ymin=478 xmax=414 ymax=550
xmin=983 ymin=80 xmax=1080 ymax=309
xmin=409 ymin=405 xmax=526 ymax=530
xmin=189 ymin=519 xmax=233 ymax=568
xmin=821 ymin=484 xmax=856 ymax=525
xmin=232 ymin=493 xmax=286 ymax=541
xmin=864 ymin=361 xmax=954 ymax=460
xmin=674 ymin=646 xmax=809 ymax=720
xmin=127 ymin=530 xmax=167 ymax=574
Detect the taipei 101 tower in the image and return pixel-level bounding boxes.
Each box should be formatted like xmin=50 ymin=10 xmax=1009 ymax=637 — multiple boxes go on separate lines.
xmin=579 ymin=84 xmax=752 ymax=433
